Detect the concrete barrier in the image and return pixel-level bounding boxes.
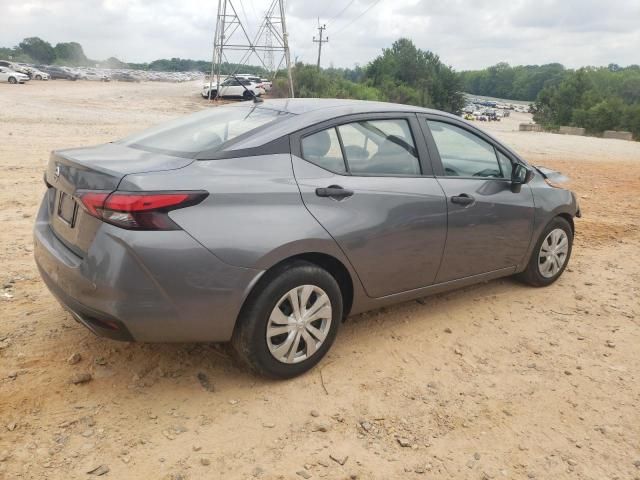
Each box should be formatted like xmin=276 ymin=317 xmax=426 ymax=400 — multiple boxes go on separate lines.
xmin=559 ymin=126 xmax=585 ymax=136
xmin=603 ymin=130 xmax=633 ymax=141
xmin=519 ymin=123 xmax=544 ymax=132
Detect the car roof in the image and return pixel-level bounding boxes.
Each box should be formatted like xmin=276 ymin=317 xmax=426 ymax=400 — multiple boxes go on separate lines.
xmin=254 ymin=98 xmax=451 ymax=118
xmin=215 ymin=98 xmax=459 ymax=152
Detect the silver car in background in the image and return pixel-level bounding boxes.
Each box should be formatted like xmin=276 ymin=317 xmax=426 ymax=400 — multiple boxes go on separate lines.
xmin=34 ymin=99 xmax=580 ymax=378
xmin=0 ymin=66 xmax=30 ymax=84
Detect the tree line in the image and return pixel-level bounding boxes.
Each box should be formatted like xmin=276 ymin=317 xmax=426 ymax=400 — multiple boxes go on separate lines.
xmin=272 ymin=39 xmax=465 ymax=114
xmin=0 ymin=37 xmax=266 ymax=76
xmin=461 ymin=62 xmax=640 ymax=138
xmin=3 ymin=36 xmax=638 ymax=138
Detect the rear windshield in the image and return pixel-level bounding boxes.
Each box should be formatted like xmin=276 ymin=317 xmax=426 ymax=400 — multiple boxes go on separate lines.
xmin=119 ymin=105 xmax=290 ymax=157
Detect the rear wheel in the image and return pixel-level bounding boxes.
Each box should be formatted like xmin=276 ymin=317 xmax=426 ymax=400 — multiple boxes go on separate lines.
xmin=232 ymin=261 xmax=342 ymax=378
xmin=8 ymin=77 xmax=17 ymax=84
xmin=516 ymin=216 xmax=573 ymax=286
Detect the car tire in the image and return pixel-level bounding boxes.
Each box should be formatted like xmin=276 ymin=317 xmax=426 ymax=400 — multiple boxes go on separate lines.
xmin=516 ymin=216 xmax=573 ymax=287
xmin=232 ymin=260 xmax=343 ymax=379
xmin=242 ymin=90 xmax=253 ymax=101
xmin=35 ymin=75 xmax=42 ymax=80
xmin=8 ymin=77 xmax=17 ymax=84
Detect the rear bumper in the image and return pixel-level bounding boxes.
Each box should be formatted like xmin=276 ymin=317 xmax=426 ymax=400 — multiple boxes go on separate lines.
xmin=33 ymin=196 xmax=263 ymax=343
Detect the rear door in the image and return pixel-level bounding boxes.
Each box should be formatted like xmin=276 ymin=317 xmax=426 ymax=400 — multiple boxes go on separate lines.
xmin=291 ymin=113 xmax=447 ymax=298
xmin=219 ymin=78 xmax=239 ymax=97
xmin=419 ymin=115 xmax=535 ymax=282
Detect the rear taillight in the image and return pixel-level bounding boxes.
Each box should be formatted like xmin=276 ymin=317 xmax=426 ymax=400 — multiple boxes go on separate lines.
xmin=77 ymin=191 xmax=208 ymax=230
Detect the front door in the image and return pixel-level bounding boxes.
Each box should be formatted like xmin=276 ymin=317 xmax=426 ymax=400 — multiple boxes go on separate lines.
xmin=421 ymin=117 xmax=535 ymax=282
xmin=291 ymin=115 xmax=447 ymax=298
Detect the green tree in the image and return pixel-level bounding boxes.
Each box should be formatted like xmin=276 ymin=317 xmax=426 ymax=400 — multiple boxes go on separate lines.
xmin=459 ymin=63 xmax=566 ymax=101
xmin=533 ymin=65 xmax=640 ymax=139
xmin=54 ymin=42 xmax=88 ymax=65
xmin=18 ymin=37 xmax=55 ymax=64
xmin=365 ymin=38 xmax=465 ymax=113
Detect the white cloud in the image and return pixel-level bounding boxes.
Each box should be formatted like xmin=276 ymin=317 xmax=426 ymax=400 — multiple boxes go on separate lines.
xmin=1 ymin=0 xmax=638 ymax=70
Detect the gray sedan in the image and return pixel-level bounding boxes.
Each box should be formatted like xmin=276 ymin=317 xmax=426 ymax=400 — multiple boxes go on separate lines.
xmin=34 ymin=99 xmax=580 ymax=378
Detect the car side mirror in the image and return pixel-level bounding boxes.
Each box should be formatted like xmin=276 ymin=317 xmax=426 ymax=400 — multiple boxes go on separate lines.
xmin=511 ymin=164 xmax=534 ymax=193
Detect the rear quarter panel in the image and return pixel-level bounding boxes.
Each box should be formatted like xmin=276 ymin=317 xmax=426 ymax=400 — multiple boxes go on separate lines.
xmin=118 ymin=155 xmax=357 ymax=273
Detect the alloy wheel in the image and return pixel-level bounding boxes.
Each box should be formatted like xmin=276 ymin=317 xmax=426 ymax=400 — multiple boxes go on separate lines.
xmin=266 ymin=285 xmax=332 ymax=364
xmin=538 ymin=228 xmax=569 ymax=278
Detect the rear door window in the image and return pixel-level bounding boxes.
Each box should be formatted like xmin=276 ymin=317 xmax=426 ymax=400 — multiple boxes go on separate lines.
xmin=338 ymin=119 xmax=420 ymax=175
xmin=301 ymin=128 xmax=347 ymax=173
xmin=300 ymin=118 xmax=421 ymax=176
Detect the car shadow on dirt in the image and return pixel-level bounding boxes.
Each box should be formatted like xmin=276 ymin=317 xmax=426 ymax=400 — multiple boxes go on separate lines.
xmin=49 ymin=275 xmax=531 ymax=393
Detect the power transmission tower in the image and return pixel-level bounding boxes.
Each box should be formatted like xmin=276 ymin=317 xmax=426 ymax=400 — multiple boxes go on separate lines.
xmin=264 ymin=28 xmax=274 ymax=72
xmin=208 ymin=0 xmax=294 ymax=100
xmin=313 ymin=24 xmax=328 ymax=70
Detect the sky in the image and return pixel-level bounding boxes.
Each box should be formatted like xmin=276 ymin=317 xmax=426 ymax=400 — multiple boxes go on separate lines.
xmin=2 ymin=0 xmax=639 ymax=71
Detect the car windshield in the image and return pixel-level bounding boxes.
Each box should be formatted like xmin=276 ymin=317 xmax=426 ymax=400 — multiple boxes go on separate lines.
xmin=119 ymin=105 xmax=290 ymax=157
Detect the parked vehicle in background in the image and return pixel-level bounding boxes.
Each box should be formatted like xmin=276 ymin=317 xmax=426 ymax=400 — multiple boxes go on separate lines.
xmin=26 ymin=67 xmax=50 ymax=80
xmin=11 ymin=63 xmax=50 ymax=80
xmin=35 ymin=65 xmax=79 ymax=80
xmin=0 ymin=60 xmax=31 ymax=76
xmin=111 ymin=71 xmax=138 ymax=82
xmin=83 ymin=71 xmax=110 ymax=82
xmin=0 ymin=66 xmax=30 ymax=84
xmin=237 ymin=74 xmax=266 ymax=91
xmin=202 ymin=77 xmax=264 ymax=99
xmin=260 ymin=78 xmax=273 ymax=91
xmin=34 ymin=99 xmax=580 ymax=379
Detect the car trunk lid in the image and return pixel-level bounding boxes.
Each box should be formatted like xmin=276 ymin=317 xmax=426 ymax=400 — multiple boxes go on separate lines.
xmin=45 ymin=142 xmax=194 ymax=256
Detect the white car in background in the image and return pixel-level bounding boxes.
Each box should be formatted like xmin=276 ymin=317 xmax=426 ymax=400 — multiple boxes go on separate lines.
xmin=83 ymin=71 xmax=111 ymax=82
xmin=24 ymin=66 xmax=50 ymax=80
xmin=260 ymin=78 xmax=273 ymax=92
xmin=237 ymin=74 xmax=268 ymax=91
xmin=202 ymin=77 xmax=265 ymax=100
xmin=0 ymin=66 xmax=30 ymax=84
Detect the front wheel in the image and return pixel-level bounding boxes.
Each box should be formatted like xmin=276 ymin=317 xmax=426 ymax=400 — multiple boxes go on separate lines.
xmin=242 ymin=90 xmax=254 ymax=101
xmin=8 ymin=77 xmax=17 ymax=84
xmin=516 ymin=216 xmax=573 ymax=287
xmin=35 ymin=75 xmax=42 ymax=80
xmin=232 ymin=261 xmax=342 ymax=378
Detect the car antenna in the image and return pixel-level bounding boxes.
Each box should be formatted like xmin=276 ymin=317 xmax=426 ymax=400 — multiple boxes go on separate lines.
xmin=230 ymin=73 xmax=263 ymax=103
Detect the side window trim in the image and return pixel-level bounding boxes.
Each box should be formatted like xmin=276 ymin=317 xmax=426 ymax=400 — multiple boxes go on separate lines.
xmin=419 ymin=114 xmax=514 ymax=180
xmin=291 ymin=112 xmax=435 ymax=177
xmin=333 ymin=126 xmax=351 ymax=174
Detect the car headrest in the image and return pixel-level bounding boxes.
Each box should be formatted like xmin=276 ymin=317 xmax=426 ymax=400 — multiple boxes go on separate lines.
xmin=304 ymin=130 xmax=332 ymax=158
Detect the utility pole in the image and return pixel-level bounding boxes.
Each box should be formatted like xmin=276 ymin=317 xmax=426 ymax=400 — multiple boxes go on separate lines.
xmin=313 ymin=24 xmax=328 ymax=71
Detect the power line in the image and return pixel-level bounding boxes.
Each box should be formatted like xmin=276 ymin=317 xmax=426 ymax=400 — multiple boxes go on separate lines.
xmin=333 ymin=0 xmax=383 ymax=35
xmin=237 ymin=0 xmax=252 ymax=32
xmin=329 ymin=0 xmax=357 ymax=22
xmin=318 ymin=0 xmax=337 ymax=20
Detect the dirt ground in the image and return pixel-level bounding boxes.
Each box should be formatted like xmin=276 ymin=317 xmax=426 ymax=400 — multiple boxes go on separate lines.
xmin=1 ymin=80 xmax=639 ymax=480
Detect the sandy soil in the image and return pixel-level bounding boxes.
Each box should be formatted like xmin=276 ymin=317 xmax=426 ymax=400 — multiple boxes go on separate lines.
xmin=1 ymin=80 xmax=639 ymax=480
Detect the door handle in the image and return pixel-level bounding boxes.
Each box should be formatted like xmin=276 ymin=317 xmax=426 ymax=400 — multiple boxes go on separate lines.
xmin=315 ymin=186 xmax=354 ymax=200
xmin=451 ymin=194 xmax=475 ymax=206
